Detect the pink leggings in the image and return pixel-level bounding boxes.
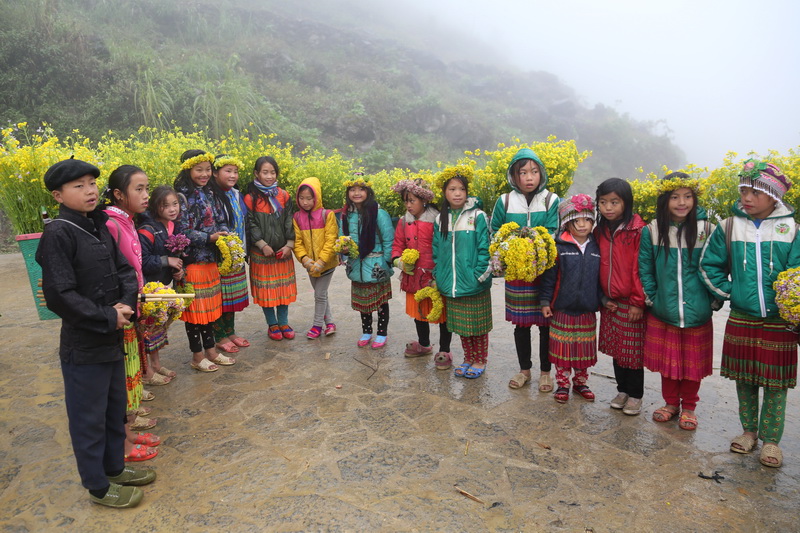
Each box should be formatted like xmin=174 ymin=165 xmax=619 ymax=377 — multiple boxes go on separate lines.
xmin=661 ymin=376 xmax=701 ymax=411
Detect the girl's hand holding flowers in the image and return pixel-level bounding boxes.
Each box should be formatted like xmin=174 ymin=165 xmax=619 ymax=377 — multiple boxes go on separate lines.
xmin=216 ymin=235 xmax=246 ymax=276
xmin=333 ymin=236 xmax=358 ymax=258
xmin=399 ymin=249 xmax=419 ymax=274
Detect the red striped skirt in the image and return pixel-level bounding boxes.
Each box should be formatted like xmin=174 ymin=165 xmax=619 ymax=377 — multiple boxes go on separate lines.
xmin=406 ymin=291 xmax=447 ymax=323
xmin=249 ymin=249 xmax=297 ymax=307
xmin=504 ymin=279 xmax=549 ymax=327
xmin=598 ymin=300 xmax=645 ymax=369
xmin=220 ymin=266 xmax=249 ymax=312
xmin=548 ymin=310 xmax=597 ymax=369
xmin=643 ymin=315 xmax=713 ymax=381
xmin=721 ymin=310 xmax=798 ymax=389
xmin=181 ymin=262 xmax=223 ymax=325
xmin=351 ymin=280 xmax=392 ymax=313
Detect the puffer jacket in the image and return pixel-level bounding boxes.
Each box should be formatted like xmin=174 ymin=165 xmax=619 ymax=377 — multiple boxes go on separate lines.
xmin=391 ymin=205 xmax=438 ymax=293
xmin=490 ymin=148 xmax=560 ymax=234
xmin=433 ymin=196 xmax=492 ymax=298
xmin=244 ymin=188 xmax=295 ymax=252
xmin=594 ymin=214 xmax=646 ymax=308
xmin=639 ymin=207 xmax=716 ymax=328
xmin=292 ymin=177 xmax=338 ymax=277
xmin=539 ymin=231 xmax=604 ymax=315
xmin=700 ymin=201 xmax=800 ymax=318
xmin=340 ymin=206 xmax=395 ymax=283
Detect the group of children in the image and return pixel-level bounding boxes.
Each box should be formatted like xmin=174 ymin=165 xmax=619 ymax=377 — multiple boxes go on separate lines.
xmin=36 ymin=150 xmax=799 ymax=507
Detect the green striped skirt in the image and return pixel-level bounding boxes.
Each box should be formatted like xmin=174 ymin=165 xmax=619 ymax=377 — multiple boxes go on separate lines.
xmin=445 ymin=288 xmax=492 ymax=337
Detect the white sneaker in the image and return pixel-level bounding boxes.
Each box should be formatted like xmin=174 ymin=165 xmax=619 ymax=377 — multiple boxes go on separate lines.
xmin=610 ymin=392 xmax=629 ymax=409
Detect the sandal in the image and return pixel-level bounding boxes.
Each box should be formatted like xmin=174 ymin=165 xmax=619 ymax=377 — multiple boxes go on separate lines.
xmin=215 ymin=341 xmax=240 ymax=353
xmin=759 ymin=443 xmax=783 ymax=468
xmin=130 ymin=406 xmax=152 ymax=417
xmin=434 ymin=351 xmax=453 ymax=370
xmin=538 ymin=373 xmax=553 ymax=393
xmin=131 ymin=433 xmax=161 ymax=447
xmin=554 ymin=387 xmax=569 ymax=403
xmin=464 ymin=366 xmax=485 ymax=379
xmin=231 ymin=337 xmax=250 ymax=347
xmin=141 ymin=390 xmax=155 ymax=402
xmin=143 ymin=372 xmax=171 ymax=386
xmin=156 ymin=367 xmax=176 ymax=378
xmin=730 ymin=433 xmax=757 ymax=454
xmin=652 ymin=405 xmax=679 ymax=423
xmin=129 ymin=416 xmax=157 ymax=431
xmin=572 ymin=385 xmax=595 ymax=401
xmin=453 ymin=363 xmax=471 ymax=377
xmin=508 ymin=372 xmax=530 ymax=389
xmin=124 ymin=444 xmax=158 ymax=462
xmin=191 ymin=359 xmax=219 ymax=373
xmin=678 ymin=412 xmax=698 ymax=431
xmin=210 ymin=354 xmax=236 ymax=366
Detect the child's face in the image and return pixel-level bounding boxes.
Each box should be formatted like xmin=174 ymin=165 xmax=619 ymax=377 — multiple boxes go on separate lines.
xmin=115 ymin=172 xmax=149 ymax=215
xmin=215 ymin=165 xmax=239 ymax=189
xmin=404 ymin=193 xmax=425 ymax=218
xmin=52 ymin=174 xmax=99 ymax=214
xmin=159 ymin=193 xmax=181 ymax=222
xmin=740 ymin=186 xmax=777 ymax=220
xmin=569 ymin=217 xmax=594 ymax=242
xmin=297 ymin=189 xmax=315 ymax=212
xmin=516 ymin=160 xmax=541 ymax=194
xmin=348 ymin=186 xmax=367 ymax=206
xmin=445 ymin=180 xmax=467 ymax=210
xmin=598 ymin=192 xmax=624 ymax=222
xmin=667 ymin=187 xmax=694 ymax=223
xmin=189 ymin=161 xmax=213 ymax=188
xmin=255 ymin=162 xmax=277 ymax=187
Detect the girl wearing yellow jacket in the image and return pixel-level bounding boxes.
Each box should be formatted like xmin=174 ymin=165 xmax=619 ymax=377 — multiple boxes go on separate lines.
xmin=292 ymin=177 xmax=339 ymax=338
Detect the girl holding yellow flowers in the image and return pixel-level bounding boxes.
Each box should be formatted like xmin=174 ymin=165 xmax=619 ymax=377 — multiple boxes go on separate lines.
xmin=391 ymin=178 xmax=453 ymax=368
xmin=211 ymin=155 xmax=251 ymax=353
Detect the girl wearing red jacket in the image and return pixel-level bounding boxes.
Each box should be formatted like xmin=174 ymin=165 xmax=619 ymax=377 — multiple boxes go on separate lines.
xmin=595 ymin=178 xmax=647 ymax=416
xmin=391 ymin=179 xmax=453 ymax=369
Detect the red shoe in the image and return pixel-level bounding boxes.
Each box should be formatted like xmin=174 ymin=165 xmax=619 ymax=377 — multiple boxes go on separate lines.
xmin=268 ymin=325 xmax=283 ymax=341
xmin=280 ymin=325 xmax=295 ymax=340
xmin=572 ymin=385 xmax=596 ymax=401
xmin=124 ymin=444 xmax=158 ymax=462
xmin=324 ymin=323 xmax=336 ymax=336
xmin=554 ymin=387 xmax=570 ymax=403
xmin=131 ymin=433 xmax=160 ymax=447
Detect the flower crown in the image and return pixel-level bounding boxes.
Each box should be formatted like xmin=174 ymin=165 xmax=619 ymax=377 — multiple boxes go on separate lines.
xmin=214 ymin=156 xmax=245 ymax=171
xmin=344 ymin=174 xmax=373 ymax=189
xmin=180 ymin=152 xmax=215 ymax=171
xmin=656 ymin=176 xmax=699 ymax=195
xmin=391 ymin=178 xmax=435 ymax=202
xmin=434 ymin=165 xmax=474 ymax=192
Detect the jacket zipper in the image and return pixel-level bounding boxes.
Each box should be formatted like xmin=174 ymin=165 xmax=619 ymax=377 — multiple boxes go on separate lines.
xmin=676 ymin=229 xmax=685 ymax=328
xmin=755 ymin=225 xmax=766 ymax=317
xmin=451 ymin=210 xmax=459 ymax=296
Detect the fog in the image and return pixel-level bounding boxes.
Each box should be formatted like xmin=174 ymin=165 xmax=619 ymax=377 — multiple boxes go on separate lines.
xmin=390 ymin=0 xmax=800 ymax=169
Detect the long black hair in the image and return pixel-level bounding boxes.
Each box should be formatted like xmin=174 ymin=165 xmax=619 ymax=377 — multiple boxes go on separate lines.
xmin=595 ymin=177 xmax=634 ymax=238
xmin=173 ymin=149 xmax=207 ymax=195
xmin=246 ymin=156 xmax=280 ymax=209
xmin=342 ymin=182 xmax=378 ymax=259
xmin=103 ymin=164 xmax=146 ymax=223
xmin=439 ymin=174 xmax=469 ymax=239
xmin=655 ymin=172 xmax=699 ymax=263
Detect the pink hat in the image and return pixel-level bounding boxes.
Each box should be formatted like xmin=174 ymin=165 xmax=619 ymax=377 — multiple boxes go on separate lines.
xmin=738 ymin=159 xmax=791 ymax=201
xmin=558 ymin=193 xmax=595 ymax=227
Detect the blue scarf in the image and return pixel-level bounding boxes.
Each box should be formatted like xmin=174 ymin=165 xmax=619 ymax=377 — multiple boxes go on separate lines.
xmin=253 ymin=180 xmax=283 ymax=214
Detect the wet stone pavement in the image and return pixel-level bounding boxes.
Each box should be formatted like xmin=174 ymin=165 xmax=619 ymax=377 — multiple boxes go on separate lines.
xmin=0 ymin=252 xmax=798 ymax=532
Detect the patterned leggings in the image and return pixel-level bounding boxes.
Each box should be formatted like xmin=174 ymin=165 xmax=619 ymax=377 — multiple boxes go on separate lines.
xmin=185 ymin=323 xmax=215 ymax=353
xmin=213 ymin=311 xmax=237 ymax=342
xmin=555 ymin=366 xmax=589 ymax=389
xmin=361 ymin=303 xmax=389 ymax=336
xmin=736 ymin=382 xmax=788 ymax=443
xmin=462 ymin=334 xmax=489 ymax=365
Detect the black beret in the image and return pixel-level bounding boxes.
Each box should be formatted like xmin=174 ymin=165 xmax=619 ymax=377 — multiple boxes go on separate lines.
xmin=44 ymin=157 xmax=100 ymax=191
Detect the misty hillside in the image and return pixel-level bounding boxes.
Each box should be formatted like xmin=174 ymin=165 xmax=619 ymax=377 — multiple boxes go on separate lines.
xmin=0 ymin=0 xmax=684 ymax=187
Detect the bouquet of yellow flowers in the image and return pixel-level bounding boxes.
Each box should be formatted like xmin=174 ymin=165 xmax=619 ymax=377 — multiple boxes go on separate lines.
xmin=140 ymin=282 xmax=189 ymax=327
xmin=398 ymin=248 xmax=420 ymax=274
xmin=333 ymin=236 xmax=359 ymax=258
xmin=216 ymin=235 xmax=246 ymax=275
xmin=774 ymin=266 xmax=800 ymax=327
xmin=414 ymin=285 xmax=444 ymax=322
xmin=488 ymin=222 xmax=557 ymax=282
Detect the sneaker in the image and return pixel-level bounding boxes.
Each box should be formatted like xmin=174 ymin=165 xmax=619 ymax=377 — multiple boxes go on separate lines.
xmin=268 ymin=325 xmax=283 ymax=341
xmin=280 ymin=325 xmax=295 ymax=340
xmin=622 ymin=397 xmax=643 ymax=416
xmin=610 ymin=392 xmax=629 ymax=409
xmin=404 ymin=341 xmax=433 ymax=357
xmin=324 ymin=323 xmax=336 ymax=336
xmin=306 ymin=326 xmax=322 ymax=339
xmin=108 ymin=466 xmax=157 ymax=486
xmin=89 ymin=483 xmax=144 ymax=508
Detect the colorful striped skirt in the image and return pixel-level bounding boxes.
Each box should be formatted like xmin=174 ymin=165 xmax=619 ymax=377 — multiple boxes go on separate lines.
xmin=406 ymin=291 xmax=447 ymax=323
xmin=548 ymin=310 xmax=597 ymax=369
xmin=136 ymin=318 xmax=169 ymax=355
xmin=445 ymin=288 xmax=492 ymax=337
xmin=505 ymin=279 xmax=549 ymax=327
xmin=721 ymin=310 xmax=798 ymax=389
xmin=644 ymin=315 xmax=713 ymax=382
xmin=123 ymin=324 xmax=143 ymax=411
xmin=181 ymin=262 xmax=223 ymax=325
xmin=352 ymin=280 xmax=392 ymax=313
xmin=598 ymin=300 xmax=646 ymax=369
xmin=220 ymin=266 xmax=249 ymax=312
xmin=249 ymin=249 xmax=297 ymax=307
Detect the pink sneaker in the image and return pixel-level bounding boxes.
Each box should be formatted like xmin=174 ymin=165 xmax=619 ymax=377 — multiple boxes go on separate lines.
xmin=404 ymin=341 xmax=433 ymax=358
xmin=306 ymin=326 xmax=322 ymax=339
xmin=324 ymin=323 xmax=336 ymax=336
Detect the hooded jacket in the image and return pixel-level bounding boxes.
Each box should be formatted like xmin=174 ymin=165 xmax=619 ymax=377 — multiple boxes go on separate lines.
xmin=433 ymin=196 xmax=492 ymax=298
xmin=292 ymin=177 xmax=339 ymax=277
xmin=639 ymin=207 xmax=716 ymax=328
xmin=392 ymin=205 xmax=439 ymax=293
xmin=539 ymin=231 xmax=604 ymax=315
xmin=340 ymin=205 xmax=395 ymax=284
xmin=490 ymin=148 xmax=560 ymax=235
xmin=594 ymin=214 xmax=646 ymax=308
xmin=700 ymin=201 xmax=800 ymax=318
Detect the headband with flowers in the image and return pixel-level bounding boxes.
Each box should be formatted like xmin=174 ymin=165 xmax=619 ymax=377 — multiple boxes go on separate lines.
xmin=434 ymin=164 xmax=474 ymax=192
xmin=655 ymin=175 xmax=699 ymax=195
xmin=214 ymin=156 xmax=245 ymax=171
xmin=344 ymin=173 xmax=373 ymax=189
xmin=180 ymin=152 xmax=215 ymax=171
xmin=391 ymin=178 xmax=435 ymax=203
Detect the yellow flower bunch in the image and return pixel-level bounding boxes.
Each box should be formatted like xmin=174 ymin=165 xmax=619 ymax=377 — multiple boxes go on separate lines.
xmin=343 ymin=176 xmax=373 ymax=189
xmin=216 ymin=234 xmax=246 ymax=275
xmin=630 ymin=165 xmax=706 ymax=223
xmin=433 ymin=164 xmax=474 ymax=193
xmin=214 ymin=156 xmax=245 ymax=171
xmin=333 ymin=235 xmax=359 ymax=257
xmin=400 ymin=248 xmax=420 ymax=265
xmin=489 ymin=222 xmax=557 ymax=281
xmin=414 ymin=285 xmax=444 ymax=322
xmin=774 ymin=266 xmax=800 ymax=325
xmin=180 ymin=152 xmax=215 ymax=171
xmin=140 ymin=281 xmax=187 ymax=326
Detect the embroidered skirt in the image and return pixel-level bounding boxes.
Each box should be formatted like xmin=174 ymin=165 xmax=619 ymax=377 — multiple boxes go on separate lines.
xmin=123 ymin=324 xmax=143 ymax=411
xmin=548 ymin=310 xmax=597 ymax=369
xmin=445 ymin=288 xmax=492 ymax=337
xmin=181 ymin=262 xmax=223 ymax=325
xmin=220 ymin=266 xmax=249 ymax=312
xmin=250 ymin=249 xmax=297 ymax=307
xmin=598 ymin=300 xmax=645 ymax=369
xmin=644 ymin=315 xmax=713 ymax=382
xmin=351 ymin=280 xmax=392 ymax=313
xmin=406 ymin=291 xmax=447 ymax=323
xmin=136 ymin=318 xmax=169 ymax=355
xmin=721 ymin=310 xmax=798 ymax=389
xmin=504 ymin=279 xmax=549 ymax=327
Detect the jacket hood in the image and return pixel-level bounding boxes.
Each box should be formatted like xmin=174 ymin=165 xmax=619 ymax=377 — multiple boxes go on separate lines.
xmin=696 ymin=206 xmax=708 ymax=221
xmin=626 ymin=213 xmax=646 ymax=231
xmin=732 ymin=199 xmax=795 ymax=220
xmin=296 ymin=177 xmax=323 ymax=212
xmin=506 ymin=148 xmax=549 ymax=194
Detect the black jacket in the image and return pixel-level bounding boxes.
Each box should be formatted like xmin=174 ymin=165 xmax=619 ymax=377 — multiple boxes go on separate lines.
xmin=137 ymin=212 xmax=174 ymax=285
xmin=539 ymin=231 xmax=604 ymax=315
xmin=35 ymin=206 xmax=139 ymax=364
